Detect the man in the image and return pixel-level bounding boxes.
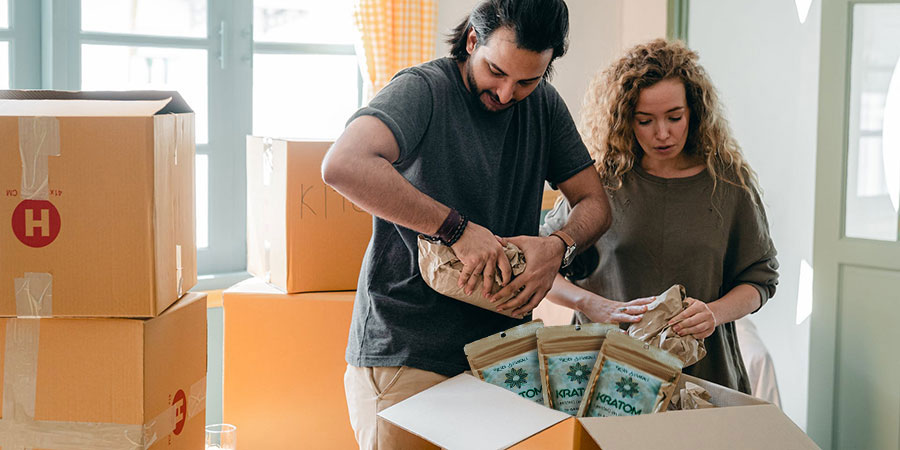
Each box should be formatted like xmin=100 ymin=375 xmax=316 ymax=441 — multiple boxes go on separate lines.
xmin=322 ymin=0 xmax=610 ymax=448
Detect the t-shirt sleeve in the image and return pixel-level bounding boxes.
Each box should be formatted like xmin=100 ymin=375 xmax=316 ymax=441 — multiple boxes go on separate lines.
xmin=724 ymin=187 xmax=780 ymax=312
xmin=544 ymin=84 xmax=594 ymax=189
xmin=346 ymin=71 xmax=433 ymax=167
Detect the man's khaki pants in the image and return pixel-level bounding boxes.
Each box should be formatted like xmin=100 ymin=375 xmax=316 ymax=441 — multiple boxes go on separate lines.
xmin=344 ymin=365 xmax=448 ymax=449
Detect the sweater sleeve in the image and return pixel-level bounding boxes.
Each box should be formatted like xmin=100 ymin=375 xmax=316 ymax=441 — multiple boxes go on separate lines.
xmin=724 ymin=187 xmax=779 ymax=312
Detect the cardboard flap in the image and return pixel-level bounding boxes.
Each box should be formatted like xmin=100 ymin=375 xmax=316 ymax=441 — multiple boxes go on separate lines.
xmin=0 ymin=90 xmax=193 ymax=116
xmin=677 ymin=374 xmax=766 ymax=407
xmin=578 ymin=404 xmax=819 ymax=450
xmin=378 ymin=374 xmax=569 ymax=450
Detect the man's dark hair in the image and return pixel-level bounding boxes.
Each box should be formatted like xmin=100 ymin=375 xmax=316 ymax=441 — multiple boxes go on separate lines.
xmin=446 ymin=0 xmax=569 ymax=79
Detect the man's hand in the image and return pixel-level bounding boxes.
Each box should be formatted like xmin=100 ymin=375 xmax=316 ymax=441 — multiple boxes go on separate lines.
xmin=490 ymin=235 xmax=566 ymax=318
xmin=451 ymin=222 xmax=513 ymax=297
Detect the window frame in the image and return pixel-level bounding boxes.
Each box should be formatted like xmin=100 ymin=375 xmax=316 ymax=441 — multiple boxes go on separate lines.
xmin=17 ymin=0 xmax=362 ymax=286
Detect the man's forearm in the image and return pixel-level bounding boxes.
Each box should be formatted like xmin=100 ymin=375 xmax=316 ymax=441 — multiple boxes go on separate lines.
xmin=323 ymin=152 xmax=449 ymax=236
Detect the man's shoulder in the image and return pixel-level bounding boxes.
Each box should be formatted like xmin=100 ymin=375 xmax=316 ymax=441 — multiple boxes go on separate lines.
xmin=396 ymin=57 xmax=455 ymax=83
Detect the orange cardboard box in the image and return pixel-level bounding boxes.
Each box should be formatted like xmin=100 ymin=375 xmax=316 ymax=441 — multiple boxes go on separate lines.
xmin=246 ymin=137 xmax=371 ymax=293
xmin=380 ymin=373 xmax=819 ymax=449
xmin=223 ymin=277 xmax=357 ymax=449
xmin=0 ymin=291 xmax=207 ymax=449
xmin=0 ymin=90 xmax=196 ymax=317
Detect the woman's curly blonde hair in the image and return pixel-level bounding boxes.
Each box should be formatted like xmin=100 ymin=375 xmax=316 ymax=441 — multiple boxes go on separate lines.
xmin=581 ymin=39 xmax=758 ymax=195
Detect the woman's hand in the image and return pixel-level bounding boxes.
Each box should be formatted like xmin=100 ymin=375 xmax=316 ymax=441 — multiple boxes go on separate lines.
xmin=579 ymin=295 xmax=655 ymax=324
xmin=669 ymin=297 xmax=717 ymax=339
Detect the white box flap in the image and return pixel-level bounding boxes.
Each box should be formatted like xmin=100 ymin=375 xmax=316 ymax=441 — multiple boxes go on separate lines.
xmin=224 ymin=276 xmax=284 ymax=294
xmin=378 ymin=373 xmax=570 ymax=450
xmin=579 ymin=404 xmax=820 ymax=450
xmin=0 ymin=90 xmax=193 ymax=116
xmin=0 ymin=98 xmax=172 ymax=117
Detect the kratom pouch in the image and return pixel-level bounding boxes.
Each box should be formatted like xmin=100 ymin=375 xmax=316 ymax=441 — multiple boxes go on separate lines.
xmin=669 ymin=381 xmax=715 ymax=410
xmin=464 ymin=320 xmax=545 ymax=403
xmin=577 ymin=330 xmax=683 ymax=417
xmin=418 ymin=235 xmax=526 ymax=317
xmin=627 ymin=284 xmax=707 ymax=366
xmin=537 ymin=323 xmax=620 ymax=415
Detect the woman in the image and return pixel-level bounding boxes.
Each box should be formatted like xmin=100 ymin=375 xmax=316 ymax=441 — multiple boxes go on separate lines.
xmin=535 ymin=39 xmax=778 ymax=393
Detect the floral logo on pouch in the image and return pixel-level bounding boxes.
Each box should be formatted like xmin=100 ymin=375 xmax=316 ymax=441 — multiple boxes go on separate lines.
xmin=504 ymin=368 xmax=529 ymax=389
xmin=615 ymin=376 xmax=639 ymax=398
xmin=566 ymin=362 xmax=591 ymax=384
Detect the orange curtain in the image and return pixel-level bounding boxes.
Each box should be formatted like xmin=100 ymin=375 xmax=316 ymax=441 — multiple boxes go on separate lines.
xmin=353 ymin=0 xmax=437 ymax=100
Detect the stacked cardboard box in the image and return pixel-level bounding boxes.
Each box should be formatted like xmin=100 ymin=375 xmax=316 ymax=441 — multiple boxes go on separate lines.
xmin=0 ymin=91 xmax=206 ymax=449
xmin=223 ymin=138 xmax=370 ymax=448
xmin=245 ymin=137 xmax=372 ymax=293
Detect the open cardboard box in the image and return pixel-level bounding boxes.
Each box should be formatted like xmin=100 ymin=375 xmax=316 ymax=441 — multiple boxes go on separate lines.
xmin=0 ymin=90 xmax=196 ymax=317
xmin=379 ymin=373 xmax=819 ymax=449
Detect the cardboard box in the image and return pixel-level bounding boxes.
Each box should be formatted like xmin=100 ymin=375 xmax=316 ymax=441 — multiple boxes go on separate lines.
xmin=223 ymin=277 xmax=357 ymax=449
xmin=380 ymin=373 xmax=819 ymax=449
xmin=0 ymin=291 xmax=207 ymax=449
xmin=0 ymin=90 xmax=196 ymax=317
xmin=246 ymin=137 xmax=372 ymax=293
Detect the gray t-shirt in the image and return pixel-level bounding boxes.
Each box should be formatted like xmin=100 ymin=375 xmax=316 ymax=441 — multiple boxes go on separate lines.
xmin=345 ymin=57 xmax=593 ymax=376
xmin=541 ymin=164 xmax=779 ymax=393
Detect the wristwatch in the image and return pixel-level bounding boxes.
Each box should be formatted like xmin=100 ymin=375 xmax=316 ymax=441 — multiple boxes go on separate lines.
xmin=550 ymin=230 xmax=577 ymax=269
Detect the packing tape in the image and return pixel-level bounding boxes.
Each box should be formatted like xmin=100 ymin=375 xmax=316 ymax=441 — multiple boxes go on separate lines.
xmin=0 ymin=319 xmax=207 ymax=449
xmin=18 ymin=117 xmax=60 ymax=201
xmin=263 ymin=239 xmax=272 ymax=284
xmin=176 ymin=244 xmax=184 ymax=298
xmin=142 ymin=376 xmax=207 ymax=448
xmin=262 ymin=137 xmax=274 ymax=187
xmin=13 ymin=273 xmax=52 ymax=317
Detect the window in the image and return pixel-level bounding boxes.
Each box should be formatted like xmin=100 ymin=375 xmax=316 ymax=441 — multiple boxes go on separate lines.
xmin=252 ymin=0 xmax=361 ymax=139
xmin=26 ymin=0 xmax=363 ymax=278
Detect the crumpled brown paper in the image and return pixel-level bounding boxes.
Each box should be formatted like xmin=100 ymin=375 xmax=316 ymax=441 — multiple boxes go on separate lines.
xmin=669 ymin=381 xmax=715 ymax=410
xmin=627 ymin=284 xmax=707 ymax=367
xmin=417 ymin=235 xmax=526 ymax=317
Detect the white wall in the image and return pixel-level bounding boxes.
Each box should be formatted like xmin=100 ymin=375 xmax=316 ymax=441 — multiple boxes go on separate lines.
xmin=435 ymin=0 xmax=666 ymax=122
xmin=689 ymin=0 xmax=821 ymax=430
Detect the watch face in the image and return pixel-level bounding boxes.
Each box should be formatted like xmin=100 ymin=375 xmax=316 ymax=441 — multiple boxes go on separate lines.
xmin=563 ymin=245 xmax=576 ymax=267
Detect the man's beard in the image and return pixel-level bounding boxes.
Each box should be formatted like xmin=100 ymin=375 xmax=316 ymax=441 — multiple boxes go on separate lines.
xmin=465 ymin=62 xmax=515 ymax=112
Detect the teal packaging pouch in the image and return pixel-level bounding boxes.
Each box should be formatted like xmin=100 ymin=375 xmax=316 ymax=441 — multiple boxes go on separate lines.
xmin=577 ymin=330 xmax=683 ymax=417
xmin=464 ymin=320 xmax=545 ymax=403
xmin=536 ymin=323 xmax=619 ymax=414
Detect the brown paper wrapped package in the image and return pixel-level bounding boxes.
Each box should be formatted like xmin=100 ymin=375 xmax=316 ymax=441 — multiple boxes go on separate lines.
xmin=417 ymin=235 xmax=526 ymax=317
xmin=669 ymin=381 xmax=715 ymax=411
xmin=627 ymin=284 xmax=707 ymax=366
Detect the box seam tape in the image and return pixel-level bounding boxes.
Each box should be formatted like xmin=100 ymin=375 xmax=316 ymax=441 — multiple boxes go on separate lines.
xmin=13 ymin=272 xmax=53 ymax=317
xmin=18 ymin=117 xmax=60 ymax=201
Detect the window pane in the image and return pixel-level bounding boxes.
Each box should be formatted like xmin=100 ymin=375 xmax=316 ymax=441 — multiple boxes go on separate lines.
xmin=81 ymin=45 xmax=209 ymax=143
xmin=254 ymin=0 xmax=355 ymax=44
xmin=81 ymin=0 xmax=206 ymax=38
xmin=844 ymin=4 xmax=900 ymax=241
xmin=253 ymin=53 xmax=359 ymax=139
xmin=0 ymin=42 xmax=8 ymax=89
xmin=0 ymin=0 xmax=8 ymax=28
xmin=196 ymin=154 xmax=209 ymax=249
